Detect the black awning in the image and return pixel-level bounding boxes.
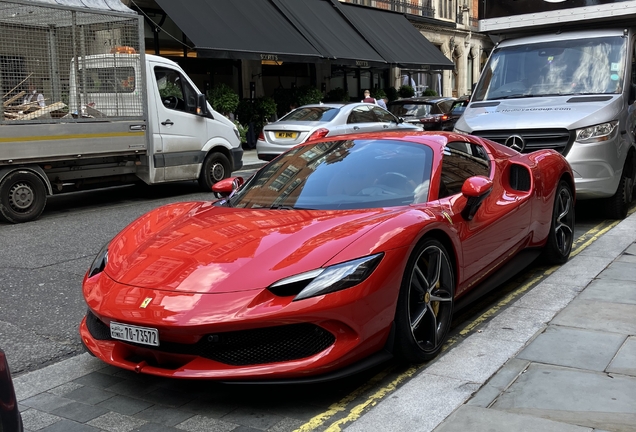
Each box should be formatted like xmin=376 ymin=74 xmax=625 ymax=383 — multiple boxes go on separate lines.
xmin=335 ymin=2 xmax=455 ymax=70
xmin=271 ymin=0 xmax=386 ymax=67
xmin=154 ymin=0 xmax=323 ymax=63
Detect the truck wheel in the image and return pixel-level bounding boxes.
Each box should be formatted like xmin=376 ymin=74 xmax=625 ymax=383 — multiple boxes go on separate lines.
xmin=0 ymin=170 xmax=47 ymax=224
xmin=198 ymin=153 xmax=230 ymax=191
xmin=606 ymin=153 xmax=635 ymax=220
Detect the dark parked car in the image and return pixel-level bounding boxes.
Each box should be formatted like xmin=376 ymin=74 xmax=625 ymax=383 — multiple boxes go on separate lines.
xmin=0 ymin=349 xmax=23 ymax=432
xmin=441 ymin=95 xmax=471 ymax=131
xmin=387 ymin=97 xmax=455 ymax=130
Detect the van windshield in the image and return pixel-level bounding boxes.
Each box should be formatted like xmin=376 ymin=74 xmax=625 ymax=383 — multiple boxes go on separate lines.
xmin=473 ymin=36 xmax=626 ymax=101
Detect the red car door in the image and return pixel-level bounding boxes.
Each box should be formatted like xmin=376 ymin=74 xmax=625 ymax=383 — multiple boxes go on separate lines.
xmin=435 ymin=142 xmax=532 ymax=296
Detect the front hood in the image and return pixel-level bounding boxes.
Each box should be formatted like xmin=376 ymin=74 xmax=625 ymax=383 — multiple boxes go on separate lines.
xmin=459 ymin=95 xmax=622 ymax=131
xmin=105 ymin=202 xmax=396 ymax=294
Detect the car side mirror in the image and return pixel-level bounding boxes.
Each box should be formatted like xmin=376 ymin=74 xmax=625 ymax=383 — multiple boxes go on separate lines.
xmin=212 ymin=176 xmax=244 ymax=197
xmin=629 ymin=83 xmax=636 ymax=105
xmin=398 ymin=117 xmax=405 ymax=124
xmin=461 ymin=176 xmax=493 ymax=221
xmin=196 ymin=93 xmax=209 ymax=117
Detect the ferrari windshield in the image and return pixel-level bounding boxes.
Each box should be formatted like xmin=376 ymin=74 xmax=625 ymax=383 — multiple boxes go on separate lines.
xmin=227 ymin=139 xmax=434 ymax=210
xmin=473 ymin=36 xmax=626 ymax=101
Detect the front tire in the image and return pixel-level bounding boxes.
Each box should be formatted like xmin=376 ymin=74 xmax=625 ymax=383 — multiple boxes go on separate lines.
xmin=394 ymin=238 xmax=455 ymax=363
xmin=606 ymin=153 xmax=635 ymax=220
xmin=542 ymin=180 xmax=575 ymax=264
xmin=198 ymin=152 xmax=231 ymax=191
xmin=0 ymin=170 xmax=47 ymax=223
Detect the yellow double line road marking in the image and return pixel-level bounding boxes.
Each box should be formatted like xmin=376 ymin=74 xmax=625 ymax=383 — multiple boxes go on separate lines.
xmin=295 ymin=208 xmax=634 ymax=432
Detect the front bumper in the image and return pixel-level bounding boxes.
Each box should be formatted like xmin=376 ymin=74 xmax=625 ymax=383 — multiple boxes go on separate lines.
xmin=566 ymin=137 xmax=625 ymax=199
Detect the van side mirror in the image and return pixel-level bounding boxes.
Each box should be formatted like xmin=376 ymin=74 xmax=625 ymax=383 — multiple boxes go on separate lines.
xmin=461 ymin=176 xmax=493 ymax=220
xmin=196 ymin=94 xmax=209 ymax=117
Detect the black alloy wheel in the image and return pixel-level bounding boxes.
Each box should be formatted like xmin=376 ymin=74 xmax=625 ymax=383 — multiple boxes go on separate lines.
xmin=395 ymin=238 xmax=455 ymax=362
xmin=198 ymin=152 xmax=231 ymax=191
xmin=542 ymin=180 xmax=575 ymax=264
xmin=0 ymin=170 xmax=47 ymax=224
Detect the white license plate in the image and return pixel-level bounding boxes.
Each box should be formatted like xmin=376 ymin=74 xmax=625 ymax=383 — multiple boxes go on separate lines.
xmin=110 ymin=322 xmax=159 ymax=346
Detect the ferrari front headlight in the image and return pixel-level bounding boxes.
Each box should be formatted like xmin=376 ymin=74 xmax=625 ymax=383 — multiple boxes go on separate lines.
xmin=268 ymin=253 xmax=384 ymax=301
xmin=87 ymin=243 xmax=109 ymax=278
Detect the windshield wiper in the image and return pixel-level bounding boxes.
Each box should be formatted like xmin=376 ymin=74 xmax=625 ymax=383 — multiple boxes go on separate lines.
xmin=492 ymin=94 xmax=535 ymax=100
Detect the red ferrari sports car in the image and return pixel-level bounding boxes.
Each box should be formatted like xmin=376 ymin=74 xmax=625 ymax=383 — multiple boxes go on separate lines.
xmin=80 ymin=131 xmax=574 ymax=382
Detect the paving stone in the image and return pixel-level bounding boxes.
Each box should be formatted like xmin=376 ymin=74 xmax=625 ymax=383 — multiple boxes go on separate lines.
xmin=105 ymin=379 xmax=160 ymax=398
xmin=131 ymin=424 xmax=182 ymax=432
xmin=179 ymin=398 xmax=239 ymax=418
xmin=139 ymin=386 xmax=192 ymax=408
xmin=96 ymin=395 xmax=154 ymax=416
xmin=39 ymin=419 xmax=101 ymax=432
xmin=48 ymin=382 xmax=84 ymax=397
xmin=433 ymin=405 xmax=592 ymax=432
xmin=50 ymin=401 xmax=109 ymax=423
xmin=467 ymin=358 xmax=530 ymax=408
xmin=267 ymin=417 xmax=306 ymax=432
xmin=135 ymin=405 xmax=194 ymax=427
xmin=541 ymin=255 xmax=612 ymax=290
xmin=22 ymin=393 xmax=73 ymax=413
xmin=175 ymin=414 xmax=237 ymax=432
xmin=346 ymin=373 xmax=480 ymax=432
xmin=14 ymin=354 xmax=106 ymax=401
xmin=220 ymin=407 xmax=284 ymax=430
xmin=578 ymin=279 xmax=636 ymax=305
xmin=617 ymin=253 xmax=636 ymax=263
xmin=64 ymin=385 xmax=116 ymax=405
xmin=607 ymin=336 xmax=636 ymax=377
xmin=87 ymin=411 xmax=147 ymax=432
xmin=20 ymin=409 xmax=63 ymax=431
xmin=492 ymin=363 xmax=636 ymax=430
xmin=513 ymin=283 xmax=580 ymax=312
xmin=74 ymin=371 xmax=126 ymax=389
xmin=517 ymin=326 xmax=626 ymax=371
xmin=599 ymin=261 xmax=636 ymax=282
xmin=424 ymin=334 xmax=524 ymax=384
xmin=551 ymin=299 xmax=636 ymax=334
xmin=478 ymin=306 xmax=554 ymax=343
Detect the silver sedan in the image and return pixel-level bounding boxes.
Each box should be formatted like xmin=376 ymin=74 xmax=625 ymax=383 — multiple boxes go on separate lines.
xmin=256 ymin=102 xmax=419 ymax=161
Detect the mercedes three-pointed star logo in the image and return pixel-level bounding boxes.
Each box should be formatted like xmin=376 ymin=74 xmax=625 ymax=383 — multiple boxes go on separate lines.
xmin=505 ymin=135 xmax=526 ymax=152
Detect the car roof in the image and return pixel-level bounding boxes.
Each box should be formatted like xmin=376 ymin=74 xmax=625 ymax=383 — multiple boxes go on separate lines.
xmin=388 ymin=97 xmax=455 ymax=104
xmin=296 ymin=102 xmax=381 ymax=109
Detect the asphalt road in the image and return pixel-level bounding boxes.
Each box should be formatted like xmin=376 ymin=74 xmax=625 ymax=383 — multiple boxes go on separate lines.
xmin=0 ymin=169 xmax=618 ymax=379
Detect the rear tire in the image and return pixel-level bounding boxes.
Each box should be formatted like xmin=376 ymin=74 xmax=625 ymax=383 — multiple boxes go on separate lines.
xmin=198 ymin=152 xmax=231 ymax=191
xmin=0 ymin=170 xmax=47 ymax=223
xmin=394 ymin=238 xmax=455 ymax=363
xmin=542 ymin=180 xmax=575 ymax=264
xmin=606 ymin=153 xmax=635 ymax=220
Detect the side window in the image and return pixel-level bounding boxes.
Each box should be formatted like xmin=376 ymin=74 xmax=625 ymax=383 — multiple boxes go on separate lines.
xmin=439 ymin=143 xmax=491 ymax=198
xmin=154 ymin=67 xmax=198 ymax=114
xmin=372 ymin=106 xmax=397 ymax=123
xmin=347 ymin=106 xmax=375 ymax=124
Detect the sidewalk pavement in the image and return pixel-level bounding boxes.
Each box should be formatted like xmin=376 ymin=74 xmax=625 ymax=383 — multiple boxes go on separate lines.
xmin=10 ymin=212 xmax=636 ymax=432
xmin=240 ymin=149 xmax=266 ymax=171
xmin=348 ymin=210 xmax=636 ymax=432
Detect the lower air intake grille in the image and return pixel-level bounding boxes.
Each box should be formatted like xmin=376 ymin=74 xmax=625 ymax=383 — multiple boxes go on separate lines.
xmin=85 ymin=311 xmax=335 ymax=366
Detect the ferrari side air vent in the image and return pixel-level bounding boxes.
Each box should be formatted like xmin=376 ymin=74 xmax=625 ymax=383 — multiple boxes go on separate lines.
xmin=509 ymin=164 xmax=531 ymax=192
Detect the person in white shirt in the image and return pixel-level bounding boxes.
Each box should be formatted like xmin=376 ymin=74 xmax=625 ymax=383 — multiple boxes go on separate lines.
xmin=376 ymin=97 xmax=387 ymax=109
xmin=23 ymin=84 xmax=45 ymax=107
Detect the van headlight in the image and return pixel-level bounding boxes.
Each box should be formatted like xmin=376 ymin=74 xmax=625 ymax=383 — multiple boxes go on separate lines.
xmin=576 ymin=121 xmax=618 ymax=143
xmin=453 ymin=127 xmax=470 ymax=135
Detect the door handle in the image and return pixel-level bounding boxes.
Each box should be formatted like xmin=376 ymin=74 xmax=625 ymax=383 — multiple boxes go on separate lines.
xmin=383 ymin=125 xmax=389 ymax=128
xmin=353 ymin=126 xmax=360 ymax=130
xmin=161 ymin=119 xmax=174 ymax=126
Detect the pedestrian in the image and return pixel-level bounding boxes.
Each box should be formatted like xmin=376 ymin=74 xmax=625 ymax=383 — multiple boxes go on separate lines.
xmin=23 ymin=83 xmax=45 ymax=107
xmin=376 ymin=96 xmax=388 ymax=109
xmin=361 ymin=89 xmax=378 ymax=105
